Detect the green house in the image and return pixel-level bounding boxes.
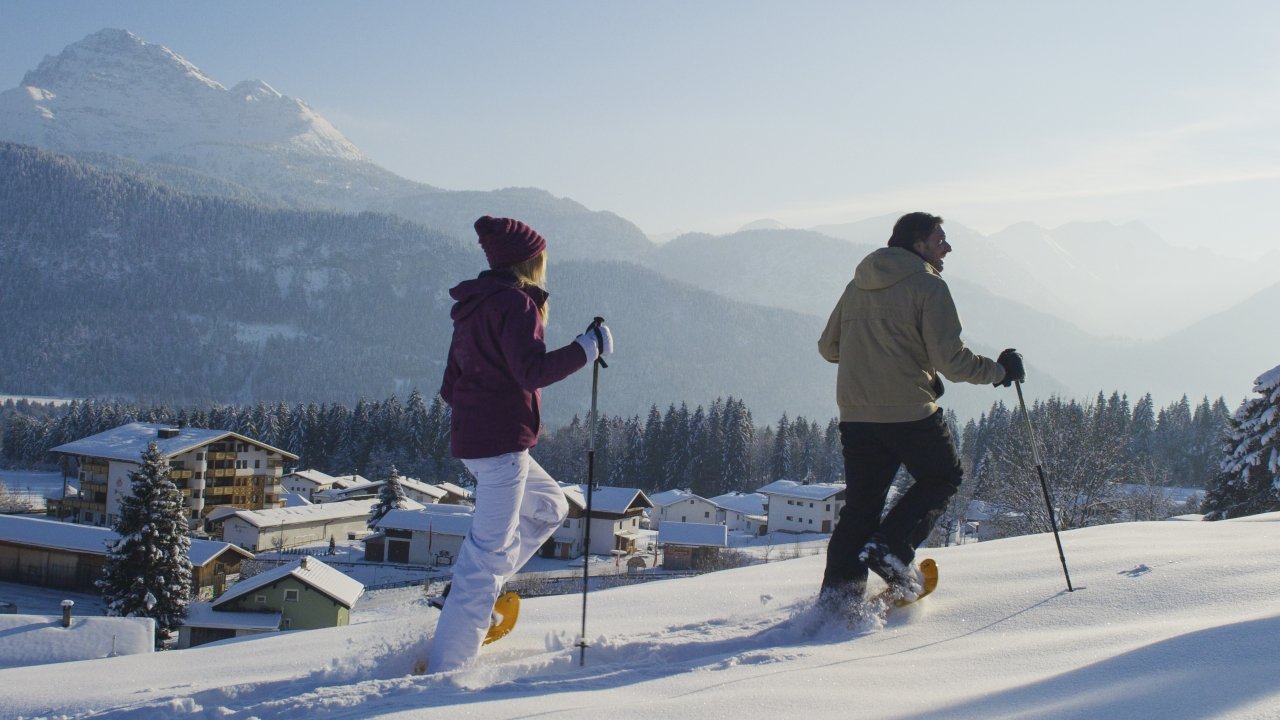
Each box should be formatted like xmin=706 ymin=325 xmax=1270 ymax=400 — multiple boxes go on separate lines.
xmin=209 ymin=556 xmax=363 ymax=631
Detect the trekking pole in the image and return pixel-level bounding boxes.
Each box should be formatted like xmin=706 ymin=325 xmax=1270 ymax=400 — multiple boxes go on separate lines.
xmin=1014 ymin=381 xmax=1074 ymax=592
xmin=578 ymin=317 xmax=607 ymax=666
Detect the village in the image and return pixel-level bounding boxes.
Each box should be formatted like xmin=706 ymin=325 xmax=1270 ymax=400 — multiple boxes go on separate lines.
xmin=0 ymin=420 xmax=864 ymax=665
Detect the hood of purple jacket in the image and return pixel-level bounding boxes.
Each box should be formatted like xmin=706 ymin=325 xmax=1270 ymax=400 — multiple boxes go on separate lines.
xmin=440 ymin=270 xmax=585 ymax=460
xmin=449 ymin=270 xmax=548 ymax=323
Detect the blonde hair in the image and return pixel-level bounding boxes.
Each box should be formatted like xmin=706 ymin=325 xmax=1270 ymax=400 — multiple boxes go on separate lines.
xmin=509 ymin=250 xmax=549 ymax=322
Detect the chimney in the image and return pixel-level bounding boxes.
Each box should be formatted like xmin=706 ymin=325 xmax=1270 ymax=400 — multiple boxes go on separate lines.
xmin=61 ymin=599 xmax=74 ymax=628
xmin=300 ymin=556 xmax=309 ymax=569
xmin=158 ymin=428 xmax=180 ymax=439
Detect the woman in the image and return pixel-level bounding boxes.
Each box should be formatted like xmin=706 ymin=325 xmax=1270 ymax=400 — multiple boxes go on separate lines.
xmin=428 ymin=215 xmax=613 ymax=673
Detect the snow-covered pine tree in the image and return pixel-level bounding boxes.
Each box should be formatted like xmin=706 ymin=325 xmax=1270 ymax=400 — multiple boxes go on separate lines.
xmin=368 ymin=466 xmax=408 ymax=529
xmin=97 ymin=441 xmax=193 ymax=649
xmin=1203 ymin=364 xmax=1280 ymax=519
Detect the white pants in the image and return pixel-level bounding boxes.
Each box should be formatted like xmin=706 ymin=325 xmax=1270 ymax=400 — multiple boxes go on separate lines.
xmin=428 ymin=451 xmax=569 ymax=673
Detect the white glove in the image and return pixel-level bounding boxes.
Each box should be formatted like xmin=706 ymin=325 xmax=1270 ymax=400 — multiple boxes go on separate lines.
xmin=575 ymin=323 xmax=614 ymax=361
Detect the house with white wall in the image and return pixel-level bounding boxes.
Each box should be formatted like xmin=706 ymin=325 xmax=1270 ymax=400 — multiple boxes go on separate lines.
xmin=648 ymin=489 xmax=720 ymax=529
xmin=757 ymin=480 xmax=845 ymax=534
xmin=50 ymin=422 xmax=297 ymax=530
xmin=280 ymin=469 xmax=338 ymax=500
xmin=570 ymin=485 xmax=653 ymax=556
xmin=710 ymin=491 xmax=769 ymax=536
xmin=399 ymin=477 xmax=447 ymax=505
xmin=365 ymin=505 xmax=472 ymax=566
xmin=219 ymin=498 xmax=423 ymax=552
xmin=658 ymin=521 xmax=729 ymax=570
xmin=179 ymin=556 xmax=363 ymax=647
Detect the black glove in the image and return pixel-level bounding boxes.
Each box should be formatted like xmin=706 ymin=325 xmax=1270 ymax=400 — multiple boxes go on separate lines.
xmin=994 ymin=348 xmax=1025 ymax=387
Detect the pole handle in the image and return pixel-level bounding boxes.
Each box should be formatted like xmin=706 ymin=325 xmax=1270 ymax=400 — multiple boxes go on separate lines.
xmin=590 ymin=316 xmax=608 ymax=369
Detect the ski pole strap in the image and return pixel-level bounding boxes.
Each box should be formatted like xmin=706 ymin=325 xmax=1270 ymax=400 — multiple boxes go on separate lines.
xmin=591 ymin=316 xmax=608 ymax=369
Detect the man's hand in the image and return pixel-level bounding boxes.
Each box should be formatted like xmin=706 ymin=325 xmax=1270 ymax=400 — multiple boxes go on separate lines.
xmin=994 ymin=348 xmax=1025 ymax=387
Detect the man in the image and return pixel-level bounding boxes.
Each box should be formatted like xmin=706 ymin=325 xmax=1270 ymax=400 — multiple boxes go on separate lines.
xmin=817 ymin=212 xmax=1024 ymax=606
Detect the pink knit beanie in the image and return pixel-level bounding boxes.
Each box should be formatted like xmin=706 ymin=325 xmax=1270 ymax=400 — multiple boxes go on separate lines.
xmin=474 ymin=216 xmax=547 ymax=269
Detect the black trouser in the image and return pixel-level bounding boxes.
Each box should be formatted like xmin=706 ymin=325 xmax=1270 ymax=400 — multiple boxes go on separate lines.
xmin=822 ymin=409 xmax=963 ymax=593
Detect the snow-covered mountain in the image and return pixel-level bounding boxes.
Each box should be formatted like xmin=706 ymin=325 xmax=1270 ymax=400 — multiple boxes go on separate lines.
xmin=1 ymin=29 xmax=362 ymax=163
xmin=0 ymin=29 xmax=654 ymax=259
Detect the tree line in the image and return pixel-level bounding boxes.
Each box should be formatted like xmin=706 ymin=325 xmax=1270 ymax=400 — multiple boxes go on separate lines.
xmin=6 ymin=386 xmax=1264 ymax=532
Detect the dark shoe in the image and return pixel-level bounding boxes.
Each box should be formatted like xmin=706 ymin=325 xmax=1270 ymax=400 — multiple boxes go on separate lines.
xmin=859 ymin=540 xmax=921 ymax=596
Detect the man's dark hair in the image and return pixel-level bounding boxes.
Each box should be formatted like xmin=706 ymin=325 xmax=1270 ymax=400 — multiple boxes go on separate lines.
xmin=887 ymin=212 xmax=943 ymax=249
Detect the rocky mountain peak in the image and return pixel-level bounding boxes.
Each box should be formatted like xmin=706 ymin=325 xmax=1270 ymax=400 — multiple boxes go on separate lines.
xmin=0 ymin=28 xmax=362 ymax=163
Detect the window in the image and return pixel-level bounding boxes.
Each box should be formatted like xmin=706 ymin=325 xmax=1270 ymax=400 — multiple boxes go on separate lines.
xmin=826 ymin=504 xmax=832 ymax=511
xmin=254 ymin=595 xmax=268 ymax=604
xmin=704 ymin=511 xmax=710 ymax=518
xmin=196 ymin=452 xmax=204 ymax=461
xmin=284 ymin=589 xmax=300 ymax=602
xmin=255 ymin=459 xmax=261 ymax=469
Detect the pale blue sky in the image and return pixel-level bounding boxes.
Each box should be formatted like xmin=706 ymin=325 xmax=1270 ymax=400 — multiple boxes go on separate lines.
xmin=3 ymin=1 xmax=1277 ymax=257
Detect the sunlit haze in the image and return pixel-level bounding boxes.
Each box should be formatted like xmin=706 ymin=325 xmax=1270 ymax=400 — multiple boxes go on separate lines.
xmin=2 ymin=1 xmax=1277 ymax=258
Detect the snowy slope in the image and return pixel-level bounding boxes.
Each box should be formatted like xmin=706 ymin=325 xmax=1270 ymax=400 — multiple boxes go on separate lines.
xmin=1 ymin=514 xmax=1276 ymax=719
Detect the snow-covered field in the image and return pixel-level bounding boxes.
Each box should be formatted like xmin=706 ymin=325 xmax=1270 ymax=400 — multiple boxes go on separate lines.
xmin=2 ymin=514 xmax=1277 ymax=720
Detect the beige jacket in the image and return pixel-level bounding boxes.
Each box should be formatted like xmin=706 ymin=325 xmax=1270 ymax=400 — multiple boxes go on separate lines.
xmin=819 ymin=247 xmax=1005 ymax=423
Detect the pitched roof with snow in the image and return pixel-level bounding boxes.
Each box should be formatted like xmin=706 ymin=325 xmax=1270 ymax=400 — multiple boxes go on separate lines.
xmin=399 ymin=477 xmax=446 ymax=500
xmin=658 ymin=522 xmax=729 ymax=547
xmin=568 ymin=485 xmax=653 ymax=514
xmin=182 ymin=603 xmax=281 ymax=631
xmin=650 ymin=489 xmax=711 ymax=508
xmin=0 ymin=514 xmax=251 ymax=566
xmin=561 ymin=485 xmax=586 ymax=511
xmin=279 ymin=492 xmax=313 ymax=508
xmin=329 ymin=475 xmax=366 ymax=489
xmin=282 ymin=469 xmax=336 ymax=487
xmin=434 ymin=481 xmax=473 ymax=500
xmin=710 ymin=492 xmax=768 ymax=516
xmin=756 ymin=479 xmax=845 ymax=501
xmin=50 ymin=422 xmax=297 ymax=463
xmin=213 ymin=556 xmax=363 ymax=609
xmin=226 ymin=498 xmax=428 ymax=528
xmin=373 ymin=507 xmax=473 ymax=536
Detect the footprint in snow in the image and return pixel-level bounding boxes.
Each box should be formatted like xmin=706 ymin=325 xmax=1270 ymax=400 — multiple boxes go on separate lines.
xmin=1119 ymin=564 xmax=1151 ymax=577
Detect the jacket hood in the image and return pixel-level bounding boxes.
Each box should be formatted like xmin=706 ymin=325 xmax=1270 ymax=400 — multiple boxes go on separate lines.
xmin=853 ymin=247 xmax=936 ymax=291
xmin=449 ymin=270 xmax=548 ymax=322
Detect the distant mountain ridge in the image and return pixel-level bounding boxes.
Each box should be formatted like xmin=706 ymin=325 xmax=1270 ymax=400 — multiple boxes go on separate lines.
xmin=0 ymin=29 xmax=653 ymax=261
xmin=0 ymin=28 xmax=1272 ymax=419
xmin=643 ymin=225 xmax=1275 ymax=406
xmin=816 ymin=215 xmax=1272 ymax=341
xmin=0 ymin=143 xmax=840 ymax=424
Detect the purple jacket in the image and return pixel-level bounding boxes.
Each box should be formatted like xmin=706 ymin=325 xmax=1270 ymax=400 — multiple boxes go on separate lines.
xmin=440 ymin=270 xmax=588 ymax=459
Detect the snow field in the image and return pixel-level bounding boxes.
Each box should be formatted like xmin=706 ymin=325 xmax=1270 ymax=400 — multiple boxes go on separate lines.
xmin=0 ymin=515 xmax=1276 ymax=719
